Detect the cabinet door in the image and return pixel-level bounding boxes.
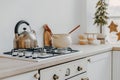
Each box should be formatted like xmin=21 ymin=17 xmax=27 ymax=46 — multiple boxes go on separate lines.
xmin=3 ymin=71 xmax=39 ymax=80
xmin=113 ymin=51 xmax=120 ymax=80
xmin=87 ymin=52 xmax=111 ymax=80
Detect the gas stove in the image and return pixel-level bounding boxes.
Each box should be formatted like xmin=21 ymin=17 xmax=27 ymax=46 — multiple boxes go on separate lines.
xmin=3 ymin=46 xmax=79 ymax=62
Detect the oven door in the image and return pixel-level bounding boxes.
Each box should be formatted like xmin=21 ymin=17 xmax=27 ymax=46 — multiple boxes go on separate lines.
xmin=66 ymin=73 xmax=88 ymax=80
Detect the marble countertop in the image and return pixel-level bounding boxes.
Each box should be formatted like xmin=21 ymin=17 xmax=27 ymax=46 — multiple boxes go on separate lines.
xmin=0 ymin=44 xmax=115 ymax=79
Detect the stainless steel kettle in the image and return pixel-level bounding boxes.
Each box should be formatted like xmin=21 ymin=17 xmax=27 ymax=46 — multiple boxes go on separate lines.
xmin=13 ymin=20 xmax=38 ymax=49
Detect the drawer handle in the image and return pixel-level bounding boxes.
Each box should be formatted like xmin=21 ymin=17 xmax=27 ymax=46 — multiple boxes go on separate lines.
xmin=81 ymin=77 xmax=89 ymax=80
xmin=65 ymin=68 xmax=70 ymax=76
xmin=34 ymin=73 xmax=40 ymax=79
xmin=77 ymin=66 xmax=83 ymax=71
xmin=53 ymin=74 xmax=59 ymax=80
xmin=87 ymin=59 xmax=91 ymax=62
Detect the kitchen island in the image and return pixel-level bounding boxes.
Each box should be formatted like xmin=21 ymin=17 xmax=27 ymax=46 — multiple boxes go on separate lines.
xmin=0 ymin=44 xmax=117 ymax=79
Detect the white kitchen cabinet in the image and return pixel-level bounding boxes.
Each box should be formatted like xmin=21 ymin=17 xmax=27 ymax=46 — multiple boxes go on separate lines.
xmin=40 ymin=58 xmax=87 ymax=80
xmin=87 ymin=51 xmax=111 ymax=80
xmin=112 ymin=51 xmax=120 ymax=80
xmin=2 ymin=70 xmax=39 ymax=80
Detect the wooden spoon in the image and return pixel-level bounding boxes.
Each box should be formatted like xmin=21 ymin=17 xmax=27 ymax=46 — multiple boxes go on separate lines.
xmin=68 ymin=25 xmax=80 ymax=34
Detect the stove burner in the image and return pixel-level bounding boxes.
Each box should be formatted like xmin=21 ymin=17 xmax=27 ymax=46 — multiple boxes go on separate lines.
xmin=44 ymin=46 xmax=79 ymax=54
xmin=3 ymin=47 xmax=79 ymax=59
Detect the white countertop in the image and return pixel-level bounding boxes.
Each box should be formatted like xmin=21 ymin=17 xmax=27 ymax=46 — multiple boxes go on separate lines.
xmin=0 ymin=44 xmax=114 ymax=79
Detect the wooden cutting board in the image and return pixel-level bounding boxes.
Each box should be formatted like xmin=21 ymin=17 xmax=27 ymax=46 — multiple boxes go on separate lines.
xmin=43 ymin=24 xmax=52 ymax=46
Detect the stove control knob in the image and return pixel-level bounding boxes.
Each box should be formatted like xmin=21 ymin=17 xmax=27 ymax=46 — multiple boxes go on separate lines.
xmin=12 ymin=52 xmax=18 ymax=56
xmin=25 ymin=51 xmax=32 ymax=58
xmin=77 ymin=66 xmax=83 ymax=71
xmin=65 ymin=68 xmax=70 ymax=76
xmin=34 ymin=73 xmax=40 ymax=79
xmin=32 ymin=53 xmax=38 ymax=59
xmin=53 ymin=74 xmax=59 ymax=80
xmin=18 ymin=51 xmax=24 ymax=57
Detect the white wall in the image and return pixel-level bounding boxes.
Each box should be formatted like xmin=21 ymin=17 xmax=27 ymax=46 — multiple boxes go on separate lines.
xmin=86 ymin=0 xmax=109 ymax=33
xmin=0 ymin=0 xmax=86 ymax=53
xmin=86 ymin=0 xmax=99 ymax=33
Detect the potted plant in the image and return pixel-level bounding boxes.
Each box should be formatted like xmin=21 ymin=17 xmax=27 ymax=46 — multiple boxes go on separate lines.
xmin=93 ymin=0 xmax=109 ymax=43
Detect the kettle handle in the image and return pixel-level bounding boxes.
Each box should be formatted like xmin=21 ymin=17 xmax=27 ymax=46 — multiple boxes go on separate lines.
xmin=14 ymin=20 xmax=30 ymax=34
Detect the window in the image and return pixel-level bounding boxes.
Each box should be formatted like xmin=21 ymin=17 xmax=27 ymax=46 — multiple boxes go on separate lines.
xmin=109 ymin=0 xmax=120 ymax=6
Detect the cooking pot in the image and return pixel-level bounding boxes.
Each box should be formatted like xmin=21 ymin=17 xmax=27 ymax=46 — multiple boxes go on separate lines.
xmin=51 ymin=25 xmax=80 ymax=48
xmin=13 ymin=20 xmax=38 ymax=49
xmin=52 ymin=34 xmax=72 ymax=48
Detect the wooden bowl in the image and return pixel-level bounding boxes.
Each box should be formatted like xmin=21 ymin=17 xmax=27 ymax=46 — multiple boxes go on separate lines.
xmin=87 ymin=38 xmax=94 ymax=44
xmin=79 ymin=39 xmax=88 ymax=45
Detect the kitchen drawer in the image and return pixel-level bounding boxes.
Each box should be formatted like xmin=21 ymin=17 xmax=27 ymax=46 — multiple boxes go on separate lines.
xmin=64 ymin=58 xmax=87 ymax=78
xmin=40 ymin=64 xmax=65 ymax=80
xmin=40 ymin=58 xmax=87 ymax=80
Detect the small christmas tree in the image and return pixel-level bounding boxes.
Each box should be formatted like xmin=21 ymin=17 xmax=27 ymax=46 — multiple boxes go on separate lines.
xmin=94 ymin=0 xmax=109 ymax=33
